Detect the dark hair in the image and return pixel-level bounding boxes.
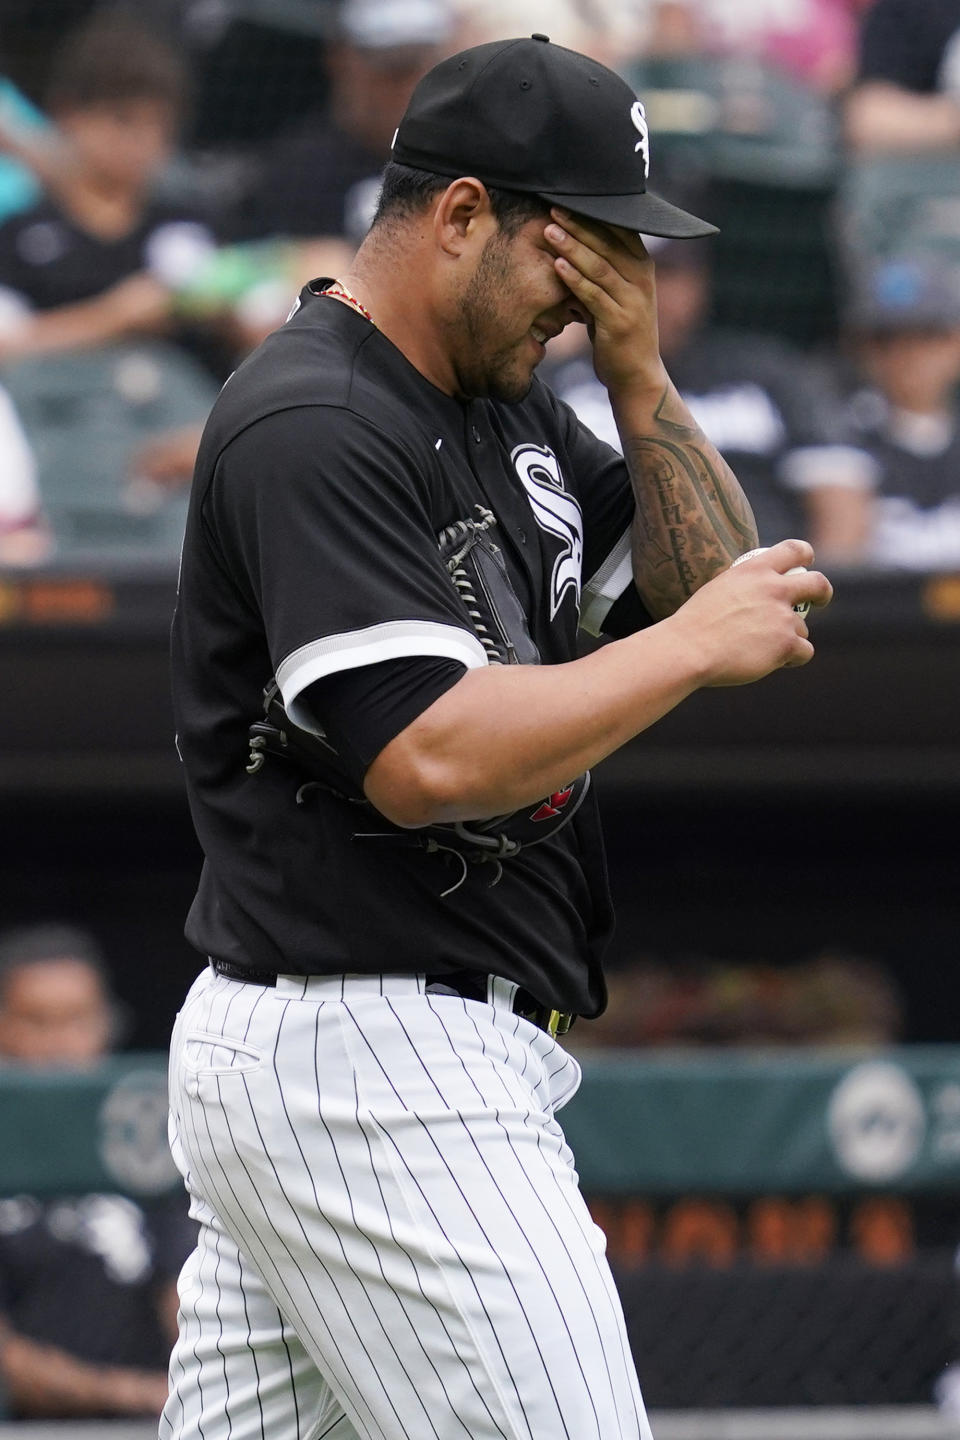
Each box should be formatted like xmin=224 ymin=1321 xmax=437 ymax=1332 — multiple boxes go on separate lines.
xmin=372 ymin=162 xmax=550 ymax=236
xmin=44 ymin=11 xmax=187 ymax=116
xmin=0 ymin=923 xmax=109 ymax=990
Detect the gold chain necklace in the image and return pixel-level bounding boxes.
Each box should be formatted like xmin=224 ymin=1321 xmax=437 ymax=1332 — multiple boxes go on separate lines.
xmin=322 ymin=280 xmax=376 ymax=326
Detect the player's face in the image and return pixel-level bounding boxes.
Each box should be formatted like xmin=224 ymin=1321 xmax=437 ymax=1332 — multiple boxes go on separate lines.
xmin=60 ymin=98 xmax=177 ymax=191
xmin=860 ymin=328 xmax=960 ymax=412
xmin=454 ymin=216 xmax=587 ymax=403
xmin=0 ymin=958 xmax=113 ymax=1066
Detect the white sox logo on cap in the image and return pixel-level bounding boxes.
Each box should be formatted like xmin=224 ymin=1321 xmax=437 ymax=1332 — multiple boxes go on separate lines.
xmin=630 ymin=101 xmax=649 ymax=179
xmin=512 ymin=443 xmax=583 ymax=618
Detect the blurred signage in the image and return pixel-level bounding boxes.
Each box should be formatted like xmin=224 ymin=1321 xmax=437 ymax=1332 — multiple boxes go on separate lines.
xmin=923 ymin=573 xmax=960 ymax=620
xmin=591 ymin=1193 xmax=920 ymax=1268
xmin=0 ymin=575 xmax=114 ymax=625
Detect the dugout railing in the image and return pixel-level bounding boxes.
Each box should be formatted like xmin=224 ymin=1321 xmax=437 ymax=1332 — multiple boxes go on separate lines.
xmin=0 ymin=1410 xmax=957 ymax=1440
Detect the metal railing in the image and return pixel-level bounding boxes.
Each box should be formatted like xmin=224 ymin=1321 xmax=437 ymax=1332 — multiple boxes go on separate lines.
xmin=0 ymin=1410 xmax=957 ymax=1440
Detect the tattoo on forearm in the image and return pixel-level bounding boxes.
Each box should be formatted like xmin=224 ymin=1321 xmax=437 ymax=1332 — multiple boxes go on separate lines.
xmin=624 ymin=384 xmax=757 ymax=609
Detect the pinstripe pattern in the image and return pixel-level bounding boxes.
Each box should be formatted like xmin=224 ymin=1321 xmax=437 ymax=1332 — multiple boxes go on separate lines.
xmin=161 ymin=967 xmax=655 ymax=1440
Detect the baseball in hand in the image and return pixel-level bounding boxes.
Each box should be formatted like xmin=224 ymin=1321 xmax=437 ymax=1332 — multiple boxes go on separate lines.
xmin=730 ymin=546 xmax=810 ymax=616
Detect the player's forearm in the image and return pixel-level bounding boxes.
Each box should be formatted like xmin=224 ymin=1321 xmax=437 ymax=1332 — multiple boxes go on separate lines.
xmin=0 ymin=1331 xmax=168 ymax=1416
xmin=613 ymin=376 xmax=758 ymax=618
xmin=7 ymin=274 xmax=171 ymax=358
xmin=365 ymin=615 xmax=705 ymax=826
xmin=365 ymin=539 xmax=826 ymax=829
xmin=845 ymin=82 xmax=960 ymax=152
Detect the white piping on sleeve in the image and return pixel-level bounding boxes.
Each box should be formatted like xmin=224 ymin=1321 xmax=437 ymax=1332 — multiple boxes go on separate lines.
xmin=277 ymin=619 xmax=489 ymax=731
xmin=580 ymin=526 xmax=633 ymax=637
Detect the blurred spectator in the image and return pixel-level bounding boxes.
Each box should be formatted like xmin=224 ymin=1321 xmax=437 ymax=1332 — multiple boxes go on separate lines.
xmin=0 ymin=10 xmax=219 ymax=365
xmin=450 ymin=0 xmax=649 ymax=65
xmin=845 ymin=0 xmax=960 ymax=152
xmin=541 ymin=232 xmax=874 ymax=561
xmin=237 ymin=0 xmax=455 ymax=267
xmin=645 ymin=0 xmax=870 ymax=94
xmin=841 ymin=257 xmax=960 ymax=569
xmin=220 ymin=0 xmax=457 ymax=349
xmin=0 ymin=923 xmax=194 ymax=1419
xmin=574 ymin=949 xmax=902 ymax=1048
xmin=0 ymin=12 xmax=233 ymax=563
xmin=0 ymin=77 xmax=54 ymax=223
xmin=673 ymin=0 xmax=869 ymax=92
xmin=0 ymin=0 xmax=101 ymax=108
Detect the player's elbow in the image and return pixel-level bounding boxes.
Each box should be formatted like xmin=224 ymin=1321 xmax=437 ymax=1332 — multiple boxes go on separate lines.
xmin=363 ymin=737 xmax=467 ymax=829
xmin=363 ymin=679 xmax=494 ymax=828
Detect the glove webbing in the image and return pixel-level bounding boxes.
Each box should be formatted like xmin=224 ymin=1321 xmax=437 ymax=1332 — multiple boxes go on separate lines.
xmin=437 ymin=506 xmax=509 ymax=666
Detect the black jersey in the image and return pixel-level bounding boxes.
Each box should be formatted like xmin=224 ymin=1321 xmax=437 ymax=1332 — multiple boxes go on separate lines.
xmin=857 ymin=0 xmax=960 ymax=92
xmin=0 ymin=1191 xmax=195 ymax=1391
xmin=0 ymin=195 xmax=215 ymax=311
xmin=171 ymin=282 xmax=650 ymax=1017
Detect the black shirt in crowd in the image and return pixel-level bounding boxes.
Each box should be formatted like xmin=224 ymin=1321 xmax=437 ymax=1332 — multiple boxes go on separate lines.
xmin=236 ymin=120 xmax=385 ymax=246
xmin=858 ymin=0 xmax=960 ymax=92
xmin=843 ymin=385 xmax=960 ymax=567
xmin=0 ymin=1191 xmax=194 ymax=1383
xmin=542 ymin=329 xmax=859 ymax=548
xmin=0 ymin=195 xmax=216 ymax=311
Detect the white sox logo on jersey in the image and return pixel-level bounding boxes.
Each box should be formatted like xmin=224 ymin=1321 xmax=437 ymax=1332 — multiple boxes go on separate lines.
xmin=511 ymin=443 xmax=583 ymax=619
xmin=630 ymin=100 xmax=650 ymax=179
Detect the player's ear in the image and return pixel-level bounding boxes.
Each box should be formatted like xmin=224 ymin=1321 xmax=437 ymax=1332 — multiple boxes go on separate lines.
xmin=434 ymin=178 xmax=496 ymax=257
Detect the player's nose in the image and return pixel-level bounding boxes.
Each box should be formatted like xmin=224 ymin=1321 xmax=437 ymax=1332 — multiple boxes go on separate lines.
xmin=543 ymin=298 xmax=587 ymax=333
xmin=560 ymin=296 xmax=590 ymax=327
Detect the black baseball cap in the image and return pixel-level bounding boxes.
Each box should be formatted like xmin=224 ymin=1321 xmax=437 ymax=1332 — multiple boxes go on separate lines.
xmin=391 ymin=34 xmax=717 ymax=239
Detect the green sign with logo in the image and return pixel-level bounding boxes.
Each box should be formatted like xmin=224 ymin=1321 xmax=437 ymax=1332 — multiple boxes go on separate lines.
xmin=563 ymin=1048 xmax=960 ymax=1194
xmin=2 ymin=1048 xmax=960 ymax=1197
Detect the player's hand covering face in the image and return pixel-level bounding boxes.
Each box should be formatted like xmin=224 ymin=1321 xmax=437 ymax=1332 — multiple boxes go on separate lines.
xmin=544 ymin=210 xmax=665 ymax=397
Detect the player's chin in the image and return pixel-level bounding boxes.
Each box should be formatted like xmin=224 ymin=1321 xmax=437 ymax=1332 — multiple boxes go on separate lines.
xmin=495 ymin=379 xmax=536 ymax=405
xmin=487 ymin=359 xmax=538 ymax=405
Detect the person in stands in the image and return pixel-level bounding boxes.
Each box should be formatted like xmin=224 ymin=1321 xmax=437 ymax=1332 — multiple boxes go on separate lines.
xmin=0 ymin=923 xmax=194 ymax=1420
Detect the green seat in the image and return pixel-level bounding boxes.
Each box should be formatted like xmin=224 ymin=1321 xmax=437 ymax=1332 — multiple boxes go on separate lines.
xmin=1 ymin=340 xmax=219 ymax=566
xmin=627 ymin=55 xmax=840 ymax=188
xmin=837 ymin=154 xmax=960 ymax=270
xmin=626 ymin=57 xmax=841 ymax=345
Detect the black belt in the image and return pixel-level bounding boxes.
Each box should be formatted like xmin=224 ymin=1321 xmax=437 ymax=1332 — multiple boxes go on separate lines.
xmin=212 ymin=959 xmax=574 ymax=1039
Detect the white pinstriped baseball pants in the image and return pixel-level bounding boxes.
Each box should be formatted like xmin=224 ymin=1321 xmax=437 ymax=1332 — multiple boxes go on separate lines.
xmin=160 ymin=967 xmax=654 ymax=1440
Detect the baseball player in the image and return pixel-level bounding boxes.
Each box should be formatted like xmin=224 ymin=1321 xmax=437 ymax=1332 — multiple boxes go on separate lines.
xmin=164 ymin=34 xmax=831 ymax=1440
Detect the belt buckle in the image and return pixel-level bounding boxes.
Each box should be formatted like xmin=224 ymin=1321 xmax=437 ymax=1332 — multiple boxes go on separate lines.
xmin=523 ymin=999 xmax=574 ymax=1039
xmin=506 ymin=985 xmax=576 ymax=1040
xmin=546 ymin=1008 xmax=574 ymax=1039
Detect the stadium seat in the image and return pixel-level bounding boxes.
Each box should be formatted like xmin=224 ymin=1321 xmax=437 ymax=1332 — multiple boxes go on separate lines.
xmin=1 ymin=341 xmax=219 ymax=567
xmin=626 ymin=56 xmax=841 ymax=344
xmin=837 ymin=154 xmax=960 ymax=271
xmin=626 ymin=54 xmax=840 ymax=188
